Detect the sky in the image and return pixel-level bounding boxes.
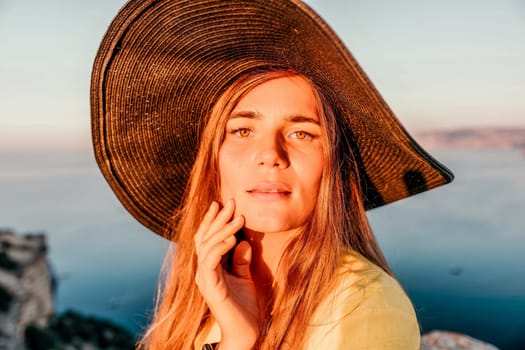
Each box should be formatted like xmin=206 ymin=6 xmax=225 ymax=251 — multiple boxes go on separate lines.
xmin=0 ymin=0 xmax=523 ymax=151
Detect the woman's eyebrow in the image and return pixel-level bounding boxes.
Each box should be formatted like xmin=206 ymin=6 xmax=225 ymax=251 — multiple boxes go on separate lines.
xmin=228 ymin=111 xmax=261 ymax=120
xmin=284 ymin=115 xmax=320 ymax=125
xmin=228 ymin=111 xmax=320 ymax=125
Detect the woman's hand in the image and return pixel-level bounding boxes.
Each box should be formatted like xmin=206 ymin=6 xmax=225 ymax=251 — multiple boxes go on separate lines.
xmin=194 ymin=199 xmax=259 ymax=350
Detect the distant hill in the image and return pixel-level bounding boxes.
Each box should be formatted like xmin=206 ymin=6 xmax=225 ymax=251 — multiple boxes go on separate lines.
xmin=413 ymin=127 xmax=525 ymax=150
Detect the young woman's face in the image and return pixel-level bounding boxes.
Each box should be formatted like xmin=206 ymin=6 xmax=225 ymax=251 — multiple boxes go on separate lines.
xmin=219 ymin=75 xmax=325 ymax=234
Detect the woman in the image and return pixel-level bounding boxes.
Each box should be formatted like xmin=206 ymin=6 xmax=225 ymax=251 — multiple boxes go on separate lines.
xmin=91 ymin=1 xmax=453 ymax=349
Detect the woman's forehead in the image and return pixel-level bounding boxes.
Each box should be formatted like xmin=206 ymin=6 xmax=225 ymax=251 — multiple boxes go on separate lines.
xmin=230 ymin=75 xmax=320 ymax=120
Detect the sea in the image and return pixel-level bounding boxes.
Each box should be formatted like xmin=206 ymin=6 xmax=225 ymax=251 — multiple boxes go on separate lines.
xmin=0 ymin=149 xmax=523 ymax=349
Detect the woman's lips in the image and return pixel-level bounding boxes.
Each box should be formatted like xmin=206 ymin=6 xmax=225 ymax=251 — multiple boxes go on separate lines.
xmin=246 ymin=182 xmax=291 ymax=200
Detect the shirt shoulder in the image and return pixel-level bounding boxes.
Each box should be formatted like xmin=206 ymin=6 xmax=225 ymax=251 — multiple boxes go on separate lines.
xmin=305 ymin=250 xmax=421 ymax=349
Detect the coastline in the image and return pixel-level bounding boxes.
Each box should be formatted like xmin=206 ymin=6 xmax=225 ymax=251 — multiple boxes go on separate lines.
xmin=0 ymin=230 xmax=504 ymax=349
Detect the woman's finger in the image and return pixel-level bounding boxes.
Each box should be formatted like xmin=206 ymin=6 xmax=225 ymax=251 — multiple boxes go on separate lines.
xmin=232 ymin=240 xmax=252 ymax=279
xmin=197 ymin=216 xmax=244 ymax=260
xmin=194 ymin=201 xmax=219 ymax=246
xmin=202 ymin=198 xmax=236 ymax=242
xmin=202 ymin=215 xmax=244 ymax=249
xmin=199 ymin=235 xmax=237 ymax=271
xmin=195 ymin=235 xmax=236 ymax=293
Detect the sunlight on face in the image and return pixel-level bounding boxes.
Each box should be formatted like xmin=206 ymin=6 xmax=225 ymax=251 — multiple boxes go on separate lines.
xmin=218 ymin=75 xmax=325 ymax=234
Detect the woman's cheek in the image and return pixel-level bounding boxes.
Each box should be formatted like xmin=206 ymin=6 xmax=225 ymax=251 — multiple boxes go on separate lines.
xmin=219 ymin=144 xmax=248 ymax=201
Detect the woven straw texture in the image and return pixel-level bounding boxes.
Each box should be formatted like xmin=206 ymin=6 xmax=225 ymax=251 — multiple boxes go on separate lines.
xmin=91 ymin=0 xmax=453 ymax=239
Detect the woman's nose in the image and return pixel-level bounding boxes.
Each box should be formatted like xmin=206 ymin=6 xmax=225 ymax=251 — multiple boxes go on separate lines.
xmin=255 ymin=135 xmax=289 ymax=169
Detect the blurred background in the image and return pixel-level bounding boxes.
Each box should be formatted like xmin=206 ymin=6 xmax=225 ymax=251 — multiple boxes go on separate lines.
xmin=1 ymin=0 xmax=524 ymax=348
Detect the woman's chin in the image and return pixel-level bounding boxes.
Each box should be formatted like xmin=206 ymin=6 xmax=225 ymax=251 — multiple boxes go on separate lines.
xmin=243 ymin=216 xmax=298 ymax=235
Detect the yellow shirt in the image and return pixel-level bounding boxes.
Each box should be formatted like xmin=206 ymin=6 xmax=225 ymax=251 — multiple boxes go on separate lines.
xmin=195 ymin=250 xmax=420 ymax=349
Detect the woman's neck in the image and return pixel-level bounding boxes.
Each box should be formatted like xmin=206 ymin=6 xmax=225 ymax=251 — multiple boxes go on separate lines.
xmin=243 ymin=228 xmax=299 ymax=312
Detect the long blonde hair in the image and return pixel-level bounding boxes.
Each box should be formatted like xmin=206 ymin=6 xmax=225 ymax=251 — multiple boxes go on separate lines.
xmin=138 ymin=70 xmax=390 ymax=349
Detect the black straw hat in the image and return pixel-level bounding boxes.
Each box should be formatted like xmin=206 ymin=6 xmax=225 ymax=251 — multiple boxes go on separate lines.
xmin=91 ymin=0 xmax=453 ymax=239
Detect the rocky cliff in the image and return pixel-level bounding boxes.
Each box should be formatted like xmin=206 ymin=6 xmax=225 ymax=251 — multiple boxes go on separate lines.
xmin=414 ymin=127 xmax=525 ymax=150
xmin=0 ymin=230 xmax=54 ymax=349
xmin=421 ymin=331 xmax=500 ymax=350
xmin=0 ymin=230 xmax=135 ymax=350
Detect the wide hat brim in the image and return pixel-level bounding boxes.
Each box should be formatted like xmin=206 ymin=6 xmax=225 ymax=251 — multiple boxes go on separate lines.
xmin=91 ymin=0 xmax=453 ymax=240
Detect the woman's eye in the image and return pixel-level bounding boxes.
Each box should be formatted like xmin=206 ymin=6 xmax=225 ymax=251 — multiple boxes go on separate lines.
xmin=233 ymin=128 xmax=252 ymax=137
xmin=291 ymin=131 xmax=313 ymax=140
